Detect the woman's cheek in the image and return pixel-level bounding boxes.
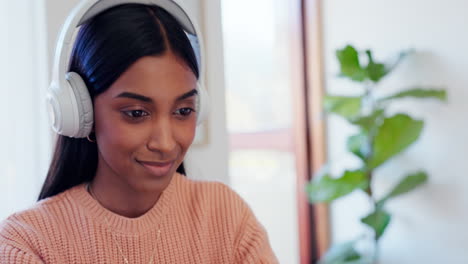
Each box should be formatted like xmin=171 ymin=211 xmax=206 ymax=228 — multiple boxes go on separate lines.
xmin=176 ymin=120 xmax=197 ymax=149
xmin=98 ymin=116 xmax=141 ymax=150
xmin=111 ymin=122 xmax=148 ymax=148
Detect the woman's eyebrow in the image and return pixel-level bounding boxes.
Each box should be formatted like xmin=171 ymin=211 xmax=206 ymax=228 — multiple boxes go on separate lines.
xmin=114 ymin=89 xmax=198 ymax=103
xmin=176 ymin=89 xmax=198 ymax=101
xmin=115 ymin=92 xmax=152 ymax=102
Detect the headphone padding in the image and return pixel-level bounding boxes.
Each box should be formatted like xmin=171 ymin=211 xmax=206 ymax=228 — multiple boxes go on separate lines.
xmin=66 ymin=72 xmax=94 ymax=137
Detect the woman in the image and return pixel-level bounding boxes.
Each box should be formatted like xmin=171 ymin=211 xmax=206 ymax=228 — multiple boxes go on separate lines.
xmin=0 ymin=2 xmax=278 ymax=263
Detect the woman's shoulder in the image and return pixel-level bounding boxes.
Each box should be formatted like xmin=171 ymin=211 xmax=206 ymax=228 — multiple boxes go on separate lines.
xmin=179 ymin=174 xmax=245 ymax=200
xmin=0 ymin=188 xmax=80 ymax=262
xmin=176 ymin=174 xmax=250 ymax=216
xmin=0 ymin=186 xmax=78 ymax=243
xmin=179 ymin=174 xmax=234 ymax=193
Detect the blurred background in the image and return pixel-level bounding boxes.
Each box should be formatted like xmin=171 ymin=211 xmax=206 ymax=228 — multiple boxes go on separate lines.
xmin=1 ymin=0 xmax=467 ymax=263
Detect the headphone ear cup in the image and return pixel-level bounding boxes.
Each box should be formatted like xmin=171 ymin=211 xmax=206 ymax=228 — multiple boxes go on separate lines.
xmin=196 ymin=83 xmax=209 ymax=125
xmin=66 ymin=72 xmax=94 ymax=138
xmin=46 ymin=86 xmax=64 ymax=135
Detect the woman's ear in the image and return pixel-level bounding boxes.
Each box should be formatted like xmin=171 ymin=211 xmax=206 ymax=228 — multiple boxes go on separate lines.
xmin=86 ymin=125 xmax=96 ymax=143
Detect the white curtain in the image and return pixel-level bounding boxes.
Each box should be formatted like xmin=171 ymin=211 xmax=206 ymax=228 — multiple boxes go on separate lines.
xmin=0 ymin=0 xmax=51 ymax=220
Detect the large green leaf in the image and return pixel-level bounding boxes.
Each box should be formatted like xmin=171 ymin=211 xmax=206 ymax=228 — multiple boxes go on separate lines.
xmin=351 ymin=109 xmax=385 ymax=133
xmin=347 ymin=133 xmax=369 ymax=161
xmin=324 ymin=95 xmax=362 ymax=119
xmin=336 ymin=45 xmax=368 ymax=82
xmin=377 ymin=171 xmax=428 ymax=208
xmin=361 ymin=209 xmax=391 ymax=240
xmin=367 ymin=114 xmax=424 ymax=169
xmin=307 ymin=170 xmax=369 ymax=203
xmin=379 ymin=88 xmax=447 ymax=102
xmin=364 ymin=50 xmax=388 ymax=82
xmin=318 ymin=240 xmax=365 ymax=264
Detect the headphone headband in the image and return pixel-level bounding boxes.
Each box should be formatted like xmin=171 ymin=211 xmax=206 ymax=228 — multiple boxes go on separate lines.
xmin=51 ymin=0 xmax=203 ymax=96
xmin=79 ymin=0 xmax=196 ymax=33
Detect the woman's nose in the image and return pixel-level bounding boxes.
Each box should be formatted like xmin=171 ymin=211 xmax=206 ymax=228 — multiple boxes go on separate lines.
xmin=146 ymin=117 xmax=176 ymax=154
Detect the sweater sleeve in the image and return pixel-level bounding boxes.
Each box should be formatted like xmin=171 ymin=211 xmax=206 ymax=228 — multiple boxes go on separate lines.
xmin=0 ymin=244 xmax=44 ymax=264
xmin=0 ymin=219 xmax=44 ymax=264
xmin=234 ymin=206 xmax=279 ymax=264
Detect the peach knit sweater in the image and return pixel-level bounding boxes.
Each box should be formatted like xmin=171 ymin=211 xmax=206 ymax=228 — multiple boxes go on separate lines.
xmin=0 ymin=173 xmax=278 ymax=263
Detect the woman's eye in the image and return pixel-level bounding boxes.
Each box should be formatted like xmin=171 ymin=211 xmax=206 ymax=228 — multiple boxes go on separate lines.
xmin=123 ymin=110 xmax=149 ymax=118
xmin=174 ymin=108 xmax=195 ymax=117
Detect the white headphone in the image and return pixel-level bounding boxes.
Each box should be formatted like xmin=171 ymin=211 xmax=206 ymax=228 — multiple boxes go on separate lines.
xmin=47 ymin=0 xmax=209 ymax=138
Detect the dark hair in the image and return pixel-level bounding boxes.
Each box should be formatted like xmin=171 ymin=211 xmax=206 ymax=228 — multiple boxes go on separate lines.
xmin=38 ymin=4 xmax=199 ymax=200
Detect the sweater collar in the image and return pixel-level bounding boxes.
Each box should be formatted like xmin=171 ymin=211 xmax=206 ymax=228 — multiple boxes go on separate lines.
xmin=69 ymin=173 xmax=181 ymax=235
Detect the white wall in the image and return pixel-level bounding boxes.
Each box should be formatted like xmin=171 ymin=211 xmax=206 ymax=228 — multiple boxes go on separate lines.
xmin=323 ymin=0 xmax=468 ymax=263
xmin=0 ymin=0 xmax=50 ymax=220
xmin=44 ymin=0 xmax=229 ymax=184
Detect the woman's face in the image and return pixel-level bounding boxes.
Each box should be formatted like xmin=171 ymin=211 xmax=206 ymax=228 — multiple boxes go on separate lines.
xmin=93 ymin=53 xmax=198 ymax=192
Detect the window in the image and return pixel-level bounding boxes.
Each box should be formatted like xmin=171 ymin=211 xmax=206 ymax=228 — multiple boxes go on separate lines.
xmin=221 ymin=0 xmax=310 ymax=262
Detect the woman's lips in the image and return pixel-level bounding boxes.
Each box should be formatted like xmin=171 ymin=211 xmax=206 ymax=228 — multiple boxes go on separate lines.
xmin=138 ymin=160 xmax=174 ymax=177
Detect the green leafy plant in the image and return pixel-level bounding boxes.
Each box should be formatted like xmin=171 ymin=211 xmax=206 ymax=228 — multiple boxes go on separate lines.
xmin=307 ymin=45 xmax=447 ymax=264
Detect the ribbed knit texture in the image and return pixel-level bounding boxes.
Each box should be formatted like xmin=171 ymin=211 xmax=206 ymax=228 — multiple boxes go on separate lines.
xmin=0 ymin=173 xmax=278 ymax=263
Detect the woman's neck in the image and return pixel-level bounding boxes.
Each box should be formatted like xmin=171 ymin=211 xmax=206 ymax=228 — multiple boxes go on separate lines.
xmin=89 ymin=169 xmax=163 ymax=218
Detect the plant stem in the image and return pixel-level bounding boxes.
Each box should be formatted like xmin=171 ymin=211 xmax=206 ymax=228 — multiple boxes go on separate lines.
xmin=364 ymin=83 xmax=376 ymax=201
xmin=364 ymin=82 xmax=381 ymax=264
xmin=373 ymin=238 xmax=380 ymax=264
xmin=365 ymin=170 xmax=374 ymax=198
